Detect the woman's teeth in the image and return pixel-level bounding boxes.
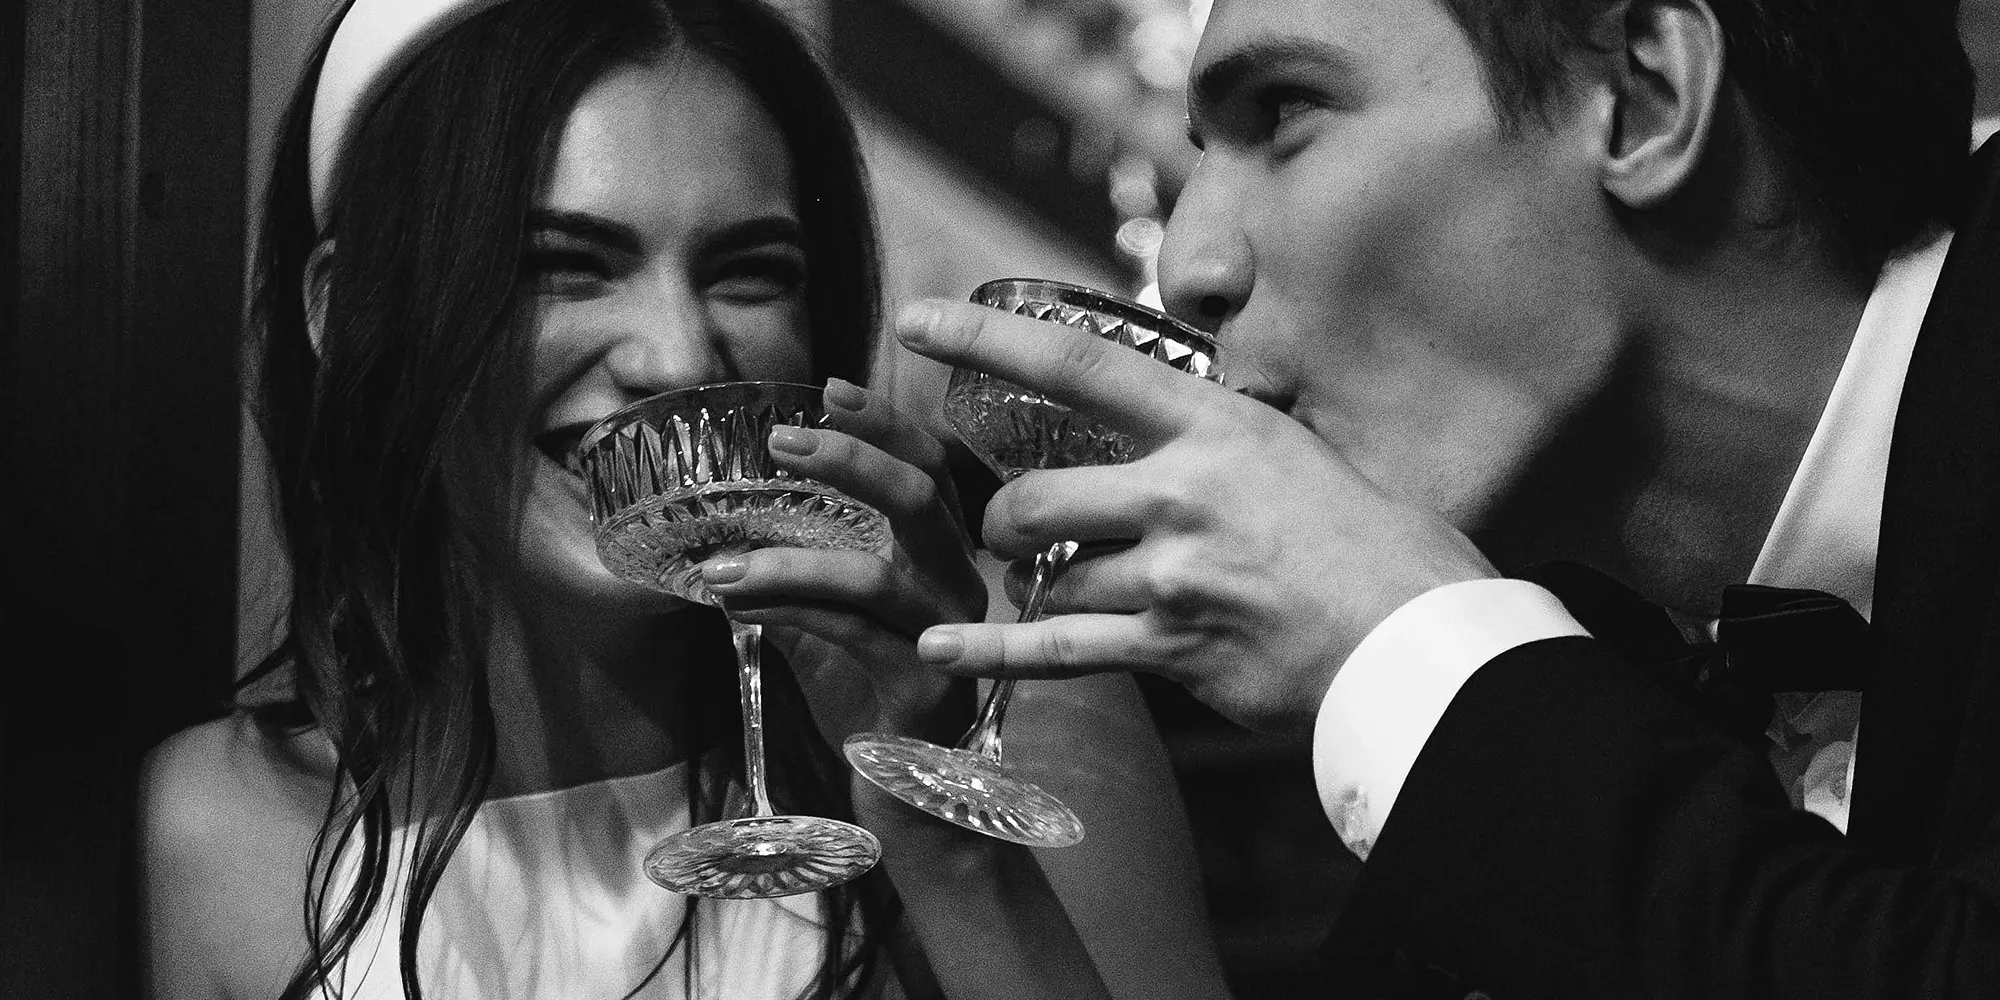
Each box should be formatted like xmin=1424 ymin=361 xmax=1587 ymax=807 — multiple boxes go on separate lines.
xmin=533 ymin=427 xmax=590 ymax=479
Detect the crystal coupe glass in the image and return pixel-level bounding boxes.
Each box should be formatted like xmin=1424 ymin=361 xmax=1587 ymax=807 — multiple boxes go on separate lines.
xmin=581 ymin=381 xmax=891 ymax=898
xmin=843 ymin=279 xmax=1222 ymax=848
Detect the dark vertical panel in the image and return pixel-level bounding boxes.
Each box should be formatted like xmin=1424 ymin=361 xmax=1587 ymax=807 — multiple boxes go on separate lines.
xmin=0 ymin=0 xmax=20 ymax=985
xmin=5 ymin=2 xmax=139 ymax=995
xmin=0 ymin=0 xmax=17 ymax=386
xmin=126 ymin=0 xmax=249 ymax=758
xmin=4 ymin=0 xmax=247 ymax=995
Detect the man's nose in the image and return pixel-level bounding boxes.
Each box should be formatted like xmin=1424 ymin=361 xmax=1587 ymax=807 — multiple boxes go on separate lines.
xmin=601 ymin=280 xmax=731 ymax=398
xmin=1156 ymin=157 xmax=1252 ymax=334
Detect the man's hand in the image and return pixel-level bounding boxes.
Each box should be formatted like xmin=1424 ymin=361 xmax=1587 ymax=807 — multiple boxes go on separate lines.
xmin=898 ymin=298 xmax=1499 ymax=733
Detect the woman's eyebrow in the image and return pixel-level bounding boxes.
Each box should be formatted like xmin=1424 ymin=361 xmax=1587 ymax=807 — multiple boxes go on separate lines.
xmin=698 ymin=216 xmax=805 ymax=258
xmin=527 ymin=209 xmax=643 ymax=254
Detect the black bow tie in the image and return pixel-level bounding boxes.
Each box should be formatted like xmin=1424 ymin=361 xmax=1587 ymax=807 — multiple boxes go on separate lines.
xmin=1515 ymin=562 xmax=1872 ymax=744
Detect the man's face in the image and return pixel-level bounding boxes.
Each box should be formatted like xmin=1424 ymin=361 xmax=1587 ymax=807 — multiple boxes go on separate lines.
xmin=1161 ymin=0 xmax=1632 ymax=541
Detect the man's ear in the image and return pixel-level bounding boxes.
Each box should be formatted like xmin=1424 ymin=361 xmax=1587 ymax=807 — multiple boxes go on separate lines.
xmin=304 ymin=239 xmax=336 ymax=358
xmin=1598 ymin=0 xmax=1725 ymax=211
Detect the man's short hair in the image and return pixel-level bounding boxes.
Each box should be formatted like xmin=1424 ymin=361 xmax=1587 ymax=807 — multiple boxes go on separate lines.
xmin=1436 ymin=0 xmax=1976 ymax=267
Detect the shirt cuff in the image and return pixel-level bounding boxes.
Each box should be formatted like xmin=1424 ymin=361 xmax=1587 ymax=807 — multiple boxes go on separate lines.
xmin=1312 ymin=579 xmax=1589 ymax=859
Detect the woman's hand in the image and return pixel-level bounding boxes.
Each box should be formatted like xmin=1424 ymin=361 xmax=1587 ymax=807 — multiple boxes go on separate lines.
xmin=697 ymin=377 xmax=987 ymax=746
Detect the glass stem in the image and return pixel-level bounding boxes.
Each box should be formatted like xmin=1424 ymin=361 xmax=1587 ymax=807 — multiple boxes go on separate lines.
xmin=957 ymin=539 xmax=1078 ymax=764
xmin=731 ymin=619 xmax=776 ymax=819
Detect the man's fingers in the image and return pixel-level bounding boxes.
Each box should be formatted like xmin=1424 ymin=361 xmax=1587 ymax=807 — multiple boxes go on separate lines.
xmin=978 ymin=462 xmax=1188 ymax=558
xmin=915 ymin=615 xmax=1183 ymax=683
xmin=1000 ymin=542 xmax=1148 ymax=614
xmin=895 ymin=299 xmax=1220 ymax=439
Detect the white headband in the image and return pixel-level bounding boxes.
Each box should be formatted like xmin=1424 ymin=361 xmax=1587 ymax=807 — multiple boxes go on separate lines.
xmin=308 ymin=0 xmax=514 ymax=228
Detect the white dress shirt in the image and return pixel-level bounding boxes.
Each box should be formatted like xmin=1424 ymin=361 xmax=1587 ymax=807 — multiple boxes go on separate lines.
xmin=1311 ymin=227 xmax=1955 ymax=860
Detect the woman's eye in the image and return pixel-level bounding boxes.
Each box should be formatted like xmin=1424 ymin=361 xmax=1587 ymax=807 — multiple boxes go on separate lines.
xmin=708 ymin=254 xmax=806 ymax=304
xmin=522 ymin=249 xmax=611 ymax=296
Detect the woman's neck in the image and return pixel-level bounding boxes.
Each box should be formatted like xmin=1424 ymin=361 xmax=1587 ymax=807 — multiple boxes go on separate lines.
xmin=480 ymin=595 xmax=729 ymax=797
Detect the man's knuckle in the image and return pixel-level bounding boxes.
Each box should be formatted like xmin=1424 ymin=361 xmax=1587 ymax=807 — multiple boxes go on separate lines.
xmin=901 ymin=473 xmax=941 ymax=515
xmin=865 ymin=560 xmax=900 ymax=598
xmin=1041 ymin=626 xmax=1083 ymax=669
xmin=1143 ymin=547 xmax=1208 ymax=613
xmin=1048 ymin=331 xmax=1112 ymax=386
xmin=1005 ymin=483 xmax=1063 ymax=536
xmin=1135 ymin=480 xmax=1202 ymax=530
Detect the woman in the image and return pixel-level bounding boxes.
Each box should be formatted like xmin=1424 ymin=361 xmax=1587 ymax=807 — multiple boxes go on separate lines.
xmin=138 ymin=0 xmax=1226 ymax=998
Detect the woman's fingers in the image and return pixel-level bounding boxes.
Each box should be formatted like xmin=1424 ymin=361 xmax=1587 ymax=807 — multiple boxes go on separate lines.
xmin=819 ymin=378 xmax=950 ymax=479
xmin=768 ymin=424 xmax=942 ymax=522
xmin=764 ymin=425 xmax=978 ymax=585
xmin=724 ymin=595 xmax=909 ymax=660
xmin=703 ymin=547 xmax=977 ymax=637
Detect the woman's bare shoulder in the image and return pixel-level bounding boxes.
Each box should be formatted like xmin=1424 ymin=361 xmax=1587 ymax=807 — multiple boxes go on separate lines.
xmin=140 ymin=711 xmax=339 ymax=863
xmin=138 ymin=712 xmax=336 ymax=999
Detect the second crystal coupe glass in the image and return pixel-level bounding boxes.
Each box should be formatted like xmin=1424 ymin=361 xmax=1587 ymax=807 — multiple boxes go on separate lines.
xmin=843 ymin=278 xmax=1222 ymax=848
xmin=581 ymin=381 xmax=890 ymax=898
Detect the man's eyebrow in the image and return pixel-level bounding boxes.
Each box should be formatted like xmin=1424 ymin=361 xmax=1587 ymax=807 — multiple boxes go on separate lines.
xmin=1187 ymin=35 xmax=1367 ymax=139
xmin=528 ymin=209 xmax=643 ymax=254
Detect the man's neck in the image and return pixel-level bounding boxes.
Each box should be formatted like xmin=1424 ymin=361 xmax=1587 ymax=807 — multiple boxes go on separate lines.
xmin=1473 ymin=223 xmax=1874 ymax=620
xmin=1613 ymin=235 xmax=1875 ymax=617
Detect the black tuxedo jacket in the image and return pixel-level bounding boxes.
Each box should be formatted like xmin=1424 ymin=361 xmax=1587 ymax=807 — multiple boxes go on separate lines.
xmin=1324 ymin=137 xmax=2000 ymax=999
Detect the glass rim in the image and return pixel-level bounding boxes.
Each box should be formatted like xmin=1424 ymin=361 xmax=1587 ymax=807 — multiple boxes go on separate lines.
xmin=578 ymin=379 xmax=826 ymax=456
xmin=970 ymin=277 xmax=1216 ymax=349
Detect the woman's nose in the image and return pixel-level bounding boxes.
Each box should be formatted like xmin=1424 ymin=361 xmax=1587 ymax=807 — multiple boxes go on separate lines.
xmin=600 ymin=280 xmax=731 ymax=397
xmin=1156 ymin=158 xmax=1252 ymax=334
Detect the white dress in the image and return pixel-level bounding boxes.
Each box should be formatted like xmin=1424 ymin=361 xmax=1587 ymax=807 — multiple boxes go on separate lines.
xmin=320 ymin=761 xmax=837 ymax=1000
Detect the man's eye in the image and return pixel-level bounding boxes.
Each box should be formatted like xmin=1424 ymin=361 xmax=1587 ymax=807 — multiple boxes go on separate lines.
xmin=1274 ymin=95 xmax=1319 ymax=125
xmin=1259 ymin=88 xmax=1325 ymax=136
xmin=522 ymin=250 xmax=611 ymax=296
xmin=708 ymin=254 xmax=806 ymax=304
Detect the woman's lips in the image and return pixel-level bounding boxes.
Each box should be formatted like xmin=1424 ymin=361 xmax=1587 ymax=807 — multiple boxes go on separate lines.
xmin=532 ymin=424 xmax=592 ymax=479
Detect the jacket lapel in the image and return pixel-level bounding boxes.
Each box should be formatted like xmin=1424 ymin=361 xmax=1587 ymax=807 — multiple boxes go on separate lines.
xmin=1850 ymin=135 xmax=2000 ymax=864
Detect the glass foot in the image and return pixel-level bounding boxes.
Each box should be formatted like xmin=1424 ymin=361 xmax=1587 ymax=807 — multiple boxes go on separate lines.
xmin=643 ymin=814 xmax=881 ymax=898
xmin=844 ymin=733 xmax=1085 ymax=848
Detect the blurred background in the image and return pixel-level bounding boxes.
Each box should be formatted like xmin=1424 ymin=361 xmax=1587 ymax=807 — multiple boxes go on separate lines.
xmin=6 ymin=1 xmax=2000 ymax=996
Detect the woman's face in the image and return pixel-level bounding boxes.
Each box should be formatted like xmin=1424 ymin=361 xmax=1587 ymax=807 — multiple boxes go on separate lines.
xmin=508 ymin=50 xmax=814 ymax=615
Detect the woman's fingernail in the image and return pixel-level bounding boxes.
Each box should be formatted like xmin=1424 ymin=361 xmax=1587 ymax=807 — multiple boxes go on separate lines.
xmin=917 ymin=628 xmax=964 ymax=664
xmin=702 ymin=559 xmax=748 ymax=585
xmin=824 ymin=377 xmax=865 ymax=412
xmin=768 ymin=425 xmax=817 ymax=456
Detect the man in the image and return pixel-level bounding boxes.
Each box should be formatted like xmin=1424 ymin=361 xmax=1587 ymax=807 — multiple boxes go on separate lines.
xmin=892 ymin=0 xmax=1997 ymax=995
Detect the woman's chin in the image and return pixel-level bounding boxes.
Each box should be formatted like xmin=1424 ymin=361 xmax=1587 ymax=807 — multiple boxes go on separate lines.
xmin=516 ymin=563 xmax=701 ymax=627
xmin=508 ymin=526 xmax=691 ymax=617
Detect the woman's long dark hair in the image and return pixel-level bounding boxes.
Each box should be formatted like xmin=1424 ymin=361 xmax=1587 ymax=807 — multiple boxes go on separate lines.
xmin=243 ymin=1 xmax=890 ymax=997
